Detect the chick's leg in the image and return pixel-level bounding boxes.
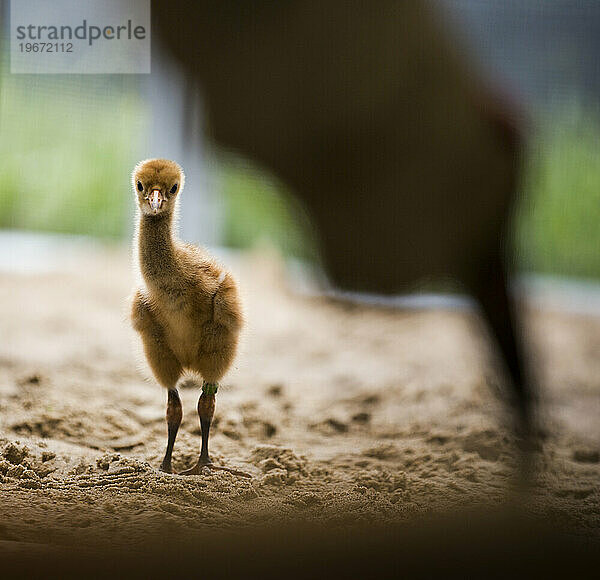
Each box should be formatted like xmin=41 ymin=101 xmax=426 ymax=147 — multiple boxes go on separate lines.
xmin=197 ymin=386 xmax=216 ymax=466
xmin=180 ymin=382 xmax=250 ymax=478
xmin=132 ymin=292 xmax=183 ymax=473
xmin=145 ymin=339 xmax=183 ymax=473
xmin=161 ymin=388 xmax=182 ymax=473
xmin=143 ymin=341 xmax=182 ymax=473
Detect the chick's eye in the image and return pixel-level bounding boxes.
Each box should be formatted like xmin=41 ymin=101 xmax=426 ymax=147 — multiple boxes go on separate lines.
xmin=137 ymin=181 xmax=143 ymax=192
xmin=170 ymin=184 xmax=178 ymax=194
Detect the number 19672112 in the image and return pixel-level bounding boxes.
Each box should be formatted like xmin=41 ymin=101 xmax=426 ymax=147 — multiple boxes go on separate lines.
xmin=18 ymin=42 xmax=73 ymax=52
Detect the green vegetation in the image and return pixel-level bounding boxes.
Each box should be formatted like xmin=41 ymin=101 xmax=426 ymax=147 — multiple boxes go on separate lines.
xmin=515 ymin=106 xmax=600 ymax=279
xmin=1 ymin=75 xmax=599 ymax=278
xmin=0 ymin=76 xmax=144 ymax=238
xmin=218 ymin=156 xmax=317 ymax=261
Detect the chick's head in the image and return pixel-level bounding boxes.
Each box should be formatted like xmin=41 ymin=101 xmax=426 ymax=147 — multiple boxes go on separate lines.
xmin=132 ymin=159 xmax=185 ymax=216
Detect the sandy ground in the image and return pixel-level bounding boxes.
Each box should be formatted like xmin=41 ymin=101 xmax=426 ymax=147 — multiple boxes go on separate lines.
xmin=0 ymin=245 xmax=599 ymax=553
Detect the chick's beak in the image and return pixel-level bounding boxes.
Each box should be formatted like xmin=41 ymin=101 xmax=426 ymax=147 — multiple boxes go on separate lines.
xmin=149 ymin=189 xmax=164 ymax=213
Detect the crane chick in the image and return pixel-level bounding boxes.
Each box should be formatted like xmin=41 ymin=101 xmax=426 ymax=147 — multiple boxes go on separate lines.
xmin=130 ymin=159 xmax=245 ymax=476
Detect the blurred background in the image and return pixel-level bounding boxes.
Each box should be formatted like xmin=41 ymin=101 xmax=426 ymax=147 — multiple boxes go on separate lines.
xmin=1 ymin=0 xmax=599 ymax=281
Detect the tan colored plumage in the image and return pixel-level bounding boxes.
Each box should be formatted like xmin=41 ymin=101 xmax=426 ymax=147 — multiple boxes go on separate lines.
xmin=130 ymin=159 xmax=244 ymax=475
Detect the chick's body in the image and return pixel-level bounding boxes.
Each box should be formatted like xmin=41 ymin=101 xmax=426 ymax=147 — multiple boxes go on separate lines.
xmin=130 ymin=159 xmax=244 ymax=476
xmin=133 ymin=244 xmax=241 ymax=380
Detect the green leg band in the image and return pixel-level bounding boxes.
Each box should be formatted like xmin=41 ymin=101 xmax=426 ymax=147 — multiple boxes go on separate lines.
xmin=202 ymin=381 xmax=219 ymax=395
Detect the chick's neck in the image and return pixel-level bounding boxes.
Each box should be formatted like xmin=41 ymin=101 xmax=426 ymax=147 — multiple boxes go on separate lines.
xmin=138 ymin=209 xmax=178 ymax=284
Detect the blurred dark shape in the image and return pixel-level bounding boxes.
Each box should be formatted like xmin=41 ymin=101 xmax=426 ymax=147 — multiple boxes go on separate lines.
xmin=3 ymin=512 xmax=599 ymax=578
xmin=152 ymin=2 xmax=532 ymax=440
